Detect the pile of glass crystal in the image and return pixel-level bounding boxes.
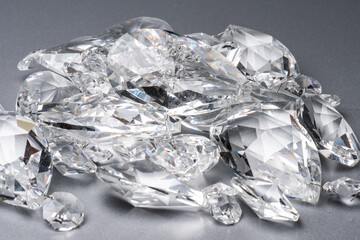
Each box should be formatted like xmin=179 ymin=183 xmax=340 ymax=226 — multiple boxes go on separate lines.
xmin=1 ymin=17 xmax=360 ymax=230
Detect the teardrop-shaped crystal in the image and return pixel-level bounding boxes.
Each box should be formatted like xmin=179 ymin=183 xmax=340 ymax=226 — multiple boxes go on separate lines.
xmin=323 ymin=177 xmax=360 ymax=205
xmin=0 ymin=112 xmax=52 ymax=209
xmin=16 ymin=71 xmax=81 ymax=118
xmin=210 ymin=102 xmax=321 ymax=203
xmin=231 ymin=176 xmax=299 ymax=222
xmin=96 ymin=159 xmax=205 ymax=210
xmin=298 ymin=94 xmax=360 ymax=167
xmin=215 ymin=25 xmax=299 ymax=88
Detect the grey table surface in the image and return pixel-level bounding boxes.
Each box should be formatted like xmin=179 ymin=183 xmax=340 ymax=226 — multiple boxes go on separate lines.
xmin=1 ymin=0 xmax=360 ymax=239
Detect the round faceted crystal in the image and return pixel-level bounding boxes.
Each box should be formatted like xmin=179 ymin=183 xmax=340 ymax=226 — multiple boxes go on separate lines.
xmin=0 ymin=112 xmax=52 ymax=209
xmin=203 ymin=183 xmax=242 ymax=225
xmin=152 ymin=134 xmax=220 ymax=180
xmin=42 ymin=192 xmax=84 ymax=231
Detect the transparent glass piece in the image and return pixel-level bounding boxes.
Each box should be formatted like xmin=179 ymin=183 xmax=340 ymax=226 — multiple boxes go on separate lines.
xmin=298 ymin=94 xmax=360 ymax=167
xmin=215 ymin=25 xmax=299 ymax=88
xmin=323 ymin=177 xmax=360 ymax=205
xmin=42 ymin=192 xmax=84 ymax=231
xmin=210 ymin=102 xmax=322 ymax=203
xmin=203 ymin=183 xmax=242 ymax=225
xmin=231 ymin=176 xmax=299 ymax=222
xmin=0 ymin=112 xmax=52 ymax=209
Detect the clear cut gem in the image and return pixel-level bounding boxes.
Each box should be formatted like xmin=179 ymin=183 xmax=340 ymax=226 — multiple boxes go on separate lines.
xmin=107 ymin=28 xmax=247 ymax=132
xmin=42 ymin=192 xmax=84 ymax=231
xmin=96 ymin=159 xmax=205 ymax=210
xmin=0 ymin=112 xmax=52 ymax=209
xmin=231 ymin=176 xmax=299 ymax=222
xmin=27 ymin=92 xmax=179 ymax=141
xmin=100 ymin=16 xmax=174 ymax=41
xmin=18 ymin=36 xmax=106 ymax=76
xmin=298 ymin=94 xmax=360 ymax=167
xmin=48 ymin=130 xmax=97 ymax=176
xmin=215 ymin=25 xmax=299 ymax=88
xmin=150 ymin=134 xmax=220 ymax=181
xmin=323 ymin=177 xmax=360 ymax=205
xmin=16 ymin=71 xmax=81 ymax=118
xmin=210 ymin=102 xmax=322 ymax=203
xmin=203 ymin=183 xmax=242 ymax=225
xmin=282 ymin=74 xmax=322 ymax=96
xmin=319 ymin=94 xmax=341 ymax=107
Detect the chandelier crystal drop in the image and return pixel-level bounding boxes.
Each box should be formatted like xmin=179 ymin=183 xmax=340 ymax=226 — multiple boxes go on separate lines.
xmin=0 ymin=16 xmax=357 ymax=231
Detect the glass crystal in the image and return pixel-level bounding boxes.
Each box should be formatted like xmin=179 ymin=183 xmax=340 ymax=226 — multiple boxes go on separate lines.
xmin=231 ymin=176 xmax=299 ymax=222
xmin=107 ymin=28 xmax=247 ymax=131
xmin=0 ymin=112 xmax=52 ymax=209
xmin=215 ymin=25 xmax=299 ymax=88
xmin=16 ymin=71 xmax=81 ymax=118
xmin=319 ymin=94 xmax=341 ymax=107
xmin=298 ymin=94 xmax=360 ymax=167
xmin=18 ymin=36 xmax=107 ymax=76
xmin=203 ymin=183 xmax=242 ymax=225
xmin=42 ymin=192 xmax=84 ymax=231
xmin=49 ymin=132 xmax=97 ymax=176
xmin=26 ymin=92 xmax=179 ymax=141
xmin=210 ymin=102 xmax=322 ymax=203
xmin=323 ymin=177 xmax=360 ymax=204
xmin=282 ymin=74 xmax=322 ymax=96
xmin=96 ymin=159 xmax=205 ymax=210
xmin=100 ymin=16 xmax=173 ymax=42
xmin=150 ymin=134 xmax=220 ymax=181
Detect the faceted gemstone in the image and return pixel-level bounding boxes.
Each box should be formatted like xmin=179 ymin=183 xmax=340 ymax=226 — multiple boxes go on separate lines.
xmin=107 ymin=28 xmax=247 ymax=131
xmin=150 ymin=134 xmax=220 ymax=181
xmin=18 ymin=36 xmax=107 ymax=76
xmin=203 ymin=183 xmax=242 ymax=225
xmin=42 ymin=192 xmax=84 ymax=231
xmin=298 ymin=94 xmax=360 ymax=167
xmin=231 ymin=177 xmax=299 ymax=222
xmin=282 ymin=74 xmax=322 ymax=96
xmin=187 ymin=33 xmax=220 ymax=46
xmin=215 ymin=25 xmax=299 ymax=88
xmin=319 ymin=94 xmax=341 ymax=107
xmin=323 ymin=177 xmax=360 ymax=204
xmin=210 ymin=102 xmax=322 ymax=203
xmin=0 ymin=112 xmax=52 ymax=209
xmin=100 ymin=16 xmax=174 ymax=42
xmin=49 ymin=132 xmax=97 ymax=176
xmin=27 ymin=93 xmax=179 ymax=141
xmin=96 ymin=159 xmax=205 ymax=210
xmin=16 ymin=71 xmax=81 ymax=118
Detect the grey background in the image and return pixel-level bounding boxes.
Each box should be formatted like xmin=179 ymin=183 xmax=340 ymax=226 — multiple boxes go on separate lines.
xmin=0 ymin=0 xmax=360 ymax=239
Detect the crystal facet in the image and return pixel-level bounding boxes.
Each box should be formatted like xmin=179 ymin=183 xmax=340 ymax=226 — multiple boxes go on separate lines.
xmin=298 ymin=94 xmax=360 ymax=167
xmin=283 ymin=75 xmax=322 ymax=96
xmin=150 ymin=135 xmax=219 ymax=181
xmin=203 ymin=183 xmax=242 ymax=225
xmin=215 ymin=25 xmax=299 ymax=88
xmin=211 ymin=103 xmax=321 ymax=203
xmin=42 ymin=192 xmax=84 ymax=231
xmin=323 ymin=177 xmax=360 ymax=204
xmin=0 ymin=112 xmax=52 ymax=209
xmin=231 ymin=177 xmax=299 ymax=222
xmin=16 ymin=71 xmax=81 ymax=118
xmin=96 ymin=159 xmax=205 ymax=210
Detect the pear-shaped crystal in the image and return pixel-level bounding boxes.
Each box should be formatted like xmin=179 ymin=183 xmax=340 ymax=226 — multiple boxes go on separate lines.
xmin=231 ymin=177 xmax=299 ymax=222
xmin=16 ymin=71 xmax=81 ymax=118
xmin=323 ymin=177 xmax=360 ymax=204
xmin=0 ymin=112 xmax=52 ymax=209
xmin=211 ymin=102 xmax=321 ymax=203
xmin=298 ymin=94 xmax=360 ymax=167
xmin=96 ymin=159 xmax=205 ymax=210
xmin=215 ymin=25 xmax=299 ymax=88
